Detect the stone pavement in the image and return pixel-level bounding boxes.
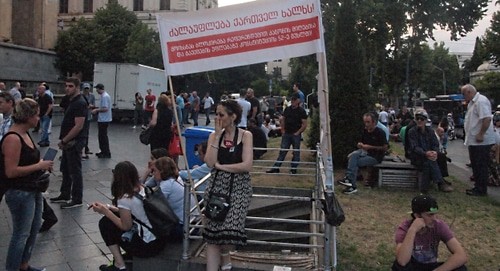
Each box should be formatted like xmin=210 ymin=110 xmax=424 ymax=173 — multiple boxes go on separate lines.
xmin=0 ymin=122 xmax=174 ymax=270
xmin=1 ymin=120 xmax=499 ymax=270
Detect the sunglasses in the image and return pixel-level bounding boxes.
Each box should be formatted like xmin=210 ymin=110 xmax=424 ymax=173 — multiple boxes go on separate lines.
xmin=416 ymin=116 xmax=427 ymax=121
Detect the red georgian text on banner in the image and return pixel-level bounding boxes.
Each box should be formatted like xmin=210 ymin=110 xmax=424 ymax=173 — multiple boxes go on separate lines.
xmin=157 ymin=0 xmax=324 ymax=76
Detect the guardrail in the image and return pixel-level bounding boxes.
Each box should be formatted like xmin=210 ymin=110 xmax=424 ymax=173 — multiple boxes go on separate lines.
xmin=181 ymin=146 xmax=336 ymax=270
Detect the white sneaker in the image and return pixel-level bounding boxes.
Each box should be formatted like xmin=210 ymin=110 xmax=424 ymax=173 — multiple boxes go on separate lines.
xmin=132 ymin=126 xmax=136 ymax=129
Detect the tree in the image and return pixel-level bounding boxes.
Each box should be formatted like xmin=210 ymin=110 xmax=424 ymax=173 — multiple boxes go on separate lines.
xmin=330 ymin=0 xmax=372 ymax=167
xmin=54 ymin=18 xmax=105 ymax=80
xmin=125 ymin=22 xmax=163 ymax=69
xmin=474 ymin=72 xmax=500 ymax=104
xmin=93 ymin=2 xmax=138 ymax=63
xmin=484 ymin=10 xmax=500 ymax=64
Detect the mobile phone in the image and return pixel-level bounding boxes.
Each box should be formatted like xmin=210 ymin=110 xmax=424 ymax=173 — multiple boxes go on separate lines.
xmin=43 ymin=148 xmax=58 ymax=161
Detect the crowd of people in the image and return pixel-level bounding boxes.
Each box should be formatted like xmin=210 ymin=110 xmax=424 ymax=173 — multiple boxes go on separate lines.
xmin=0 ymin=79 xmax=497 ymax=270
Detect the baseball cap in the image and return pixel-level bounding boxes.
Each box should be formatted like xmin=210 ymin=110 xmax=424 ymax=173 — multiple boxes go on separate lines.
xmin=414 ymin=110 xmax=428 ymax=119
xmin=95 ymin=83 xmax=104 ymax=90
xmin=411 ymin=195 xmax=438 ymax=214
xmin=82 ymin=83 xmax=91 ymax=89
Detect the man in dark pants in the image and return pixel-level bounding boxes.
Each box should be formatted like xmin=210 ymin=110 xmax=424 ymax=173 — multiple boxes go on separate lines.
xmin=92 ymin=83 xmax=112 ymax=158
xmin=50 ymin=77 xmax=88 ymax=209
xmin=266 ymin=93 xmax=307 ymax=174
xmin=461 ymin=84 xmax=495 ymax=196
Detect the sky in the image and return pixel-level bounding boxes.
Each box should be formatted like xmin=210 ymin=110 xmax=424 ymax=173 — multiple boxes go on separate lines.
xmin=218 ymin=0 xmax=499 ymax=54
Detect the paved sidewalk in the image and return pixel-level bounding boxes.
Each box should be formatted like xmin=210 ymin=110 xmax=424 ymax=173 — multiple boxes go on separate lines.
xmin=0 ymin=122 xmax=179 ymax=270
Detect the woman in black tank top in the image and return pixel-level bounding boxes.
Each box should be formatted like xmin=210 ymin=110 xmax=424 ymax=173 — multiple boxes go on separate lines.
xmin=1 ymin=99 xmax=53 ymax=271
xmin=203 ymin=100 xmax=253 ymax=271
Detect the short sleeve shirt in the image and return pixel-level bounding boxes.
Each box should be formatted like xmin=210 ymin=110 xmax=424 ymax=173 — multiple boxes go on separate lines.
xmin=97 ymin=92 xmax=112 ymax=122
xmin=38 ymin=94 xmax=53 ymax=117
xmin=283 ymin=105 xmax=307 ymax=134
xmin=395 ymin=219 xmax=454 ymax=264
xmin=362 ymin=127 xmax=387 ymax=162
xmin=145 ymin=94 xmax=156 ymax=112
xmin=117 ymin=188 xmax=156 ymax=243
xmin=59 ymin=94 xmax=88 ymax=140
xmin=464 ymin=92 xmax=495 ymax=146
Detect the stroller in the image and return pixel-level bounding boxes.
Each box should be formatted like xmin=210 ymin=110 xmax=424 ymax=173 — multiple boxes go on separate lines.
xmin=446 ymin=113 xmax=456 ymax=140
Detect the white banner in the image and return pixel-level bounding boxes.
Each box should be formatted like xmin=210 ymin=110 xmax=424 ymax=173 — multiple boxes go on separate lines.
xmin=157 ymin=0 xmax=324 ymax=75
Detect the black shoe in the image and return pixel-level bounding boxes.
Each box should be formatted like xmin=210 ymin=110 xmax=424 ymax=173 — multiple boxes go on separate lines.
xmin=49 ymin=195 xmax=70 ymax=203
xmin=60 ymin=200 xmax=83 ymax=209
xmin=337 ymin=176 xmax=353 ymax=187
xmin=290 ymin=169 xmax=297 ymax=174
xmin=97 ymin=153 xmax=111 ymax=158
xmin=39 ymin=218 xmax=58 ymax=232
xmin=85 ymin=151 xmax=93 ymax=154
xmin=466 ymin=188 xmax=487 ymax=196
xmin=266 ymin=168 xmax=279 ymax=173
xmin=38 ymin=142 xmax=50 ymax=147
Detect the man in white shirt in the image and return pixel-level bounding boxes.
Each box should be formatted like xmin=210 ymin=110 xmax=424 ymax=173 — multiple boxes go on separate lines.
xmin=92 ymin=83 xmax=112 ymax=158
xmin=236 ymin=89 xmax=251 ymax=129
xmin=462 ymin=84 xmax=495 ymax=196
xmin=202 ymin=92 xmax=214 ymax=126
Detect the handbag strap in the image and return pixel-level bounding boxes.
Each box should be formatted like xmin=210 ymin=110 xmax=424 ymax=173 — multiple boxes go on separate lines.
xmin=133 ymin=186 xmax=154 ymax=233
xmin=210 ymin=129 xmax=238 ymax=198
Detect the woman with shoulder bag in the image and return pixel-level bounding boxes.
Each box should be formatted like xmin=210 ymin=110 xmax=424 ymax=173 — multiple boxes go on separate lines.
xmin=89 ymin=161 xmax=166 ymax=271
xmin=145 ymin=156 xmax=199 ymax=241
xmin=203 ymin=100 xmax=253 ymax=271
xmin=1 ymin=98 xmax=53 ymax=271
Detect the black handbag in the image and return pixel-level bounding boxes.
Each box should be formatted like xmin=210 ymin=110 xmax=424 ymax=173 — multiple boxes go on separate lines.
xmin=321 ymin=191 xmax=345 ymax=226
xmin=139 ymin=127 xmax=152 ymax=145
xmin=203 ymin=171 xmax=233 ymax=222
xmin=134 ymin=185 xmax=179 ymax=238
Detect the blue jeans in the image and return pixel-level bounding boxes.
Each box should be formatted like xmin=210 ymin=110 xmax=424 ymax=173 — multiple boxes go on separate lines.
xmin=346 ymin=150 xmax=379 ymax=188
xmin=5 ymin=189 xmax=43 ymax=271
xmin=40 ymin=115 xmax=51 ymax=143
xmin=204 ymin=108 xmax=211 ymax=125
xmin=420 ymin=159 xmax=444 ymax=192
xmin=273 ymin=133 xmax=301 ymax=169
xmin=469 ymin=144 xmax=493 ymax=193
xmin=60 ymin=139 xmax=84 ymax=202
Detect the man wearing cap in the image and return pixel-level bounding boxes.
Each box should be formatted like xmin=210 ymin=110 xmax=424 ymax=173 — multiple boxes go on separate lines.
xmin=92 ymin=83 xmax=112 ymax=158
xmin=338 ymin=112 xmax=388 ymax=194
xmin=392 ymin=195 xmax=468 ymax=271
xmin=407 ymin=109 xmax=453 ymax=193
xmin=266 ymin=93 xmax=307 ymax=174
xmin=461 ymin=84 xmax=495 ymax=196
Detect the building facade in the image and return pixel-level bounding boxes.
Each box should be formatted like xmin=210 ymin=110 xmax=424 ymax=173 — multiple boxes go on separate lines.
xmin=0 ymin=0 xmax=217 ymax=50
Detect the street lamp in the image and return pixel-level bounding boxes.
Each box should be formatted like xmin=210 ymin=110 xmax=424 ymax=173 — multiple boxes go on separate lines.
xmin=432 ymin=65 xmax=446 ymax=95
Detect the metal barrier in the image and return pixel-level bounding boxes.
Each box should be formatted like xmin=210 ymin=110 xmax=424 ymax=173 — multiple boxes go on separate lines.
xmin=181 ymin=145 xmax=336 ymax=270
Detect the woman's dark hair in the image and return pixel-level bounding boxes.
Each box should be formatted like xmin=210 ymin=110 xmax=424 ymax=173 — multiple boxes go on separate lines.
xmin=111 ymin=161 xmax=140 ymax=205
xmin=219 ymin=99 xmax=242 ymax=125
xmin=154 ymin=157 xmax=179 ymax=180
xmin=12 ymin=98 xmax=39 ymax=123
xmin=151 ymin=148 xmax=169 ymax=159
xmin=135 ymin=92 xmax=141 ymax=98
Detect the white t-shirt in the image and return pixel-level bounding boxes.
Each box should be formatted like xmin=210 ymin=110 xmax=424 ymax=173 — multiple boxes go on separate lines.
xmin=203 ymin=96 xmax=214 ymax=109
xmin=117 ymin=187 xmax=156 ymax=243
xmin=379 ymin=111 xmax=389 ymax=123
xmin=237 ymin=98 xmax=251 ymax=128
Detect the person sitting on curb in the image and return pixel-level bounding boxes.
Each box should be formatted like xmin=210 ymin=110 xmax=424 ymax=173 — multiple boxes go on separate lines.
xmin=338 ymin=112 xmax=388 ymax=194
xmin=392 ymin=195 xmax=468 ymax=271
xmin=407 ymin=110 xmax=453 ymax=193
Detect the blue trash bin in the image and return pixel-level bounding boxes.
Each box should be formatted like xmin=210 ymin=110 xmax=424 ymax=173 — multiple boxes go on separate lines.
xmin=182 ymin=126 xmax=214 ymax=169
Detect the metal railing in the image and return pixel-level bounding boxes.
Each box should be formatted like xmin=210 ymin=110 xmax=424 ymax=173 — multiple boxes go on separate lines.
xmin=181 ymin=145 xmax=336 ymax=270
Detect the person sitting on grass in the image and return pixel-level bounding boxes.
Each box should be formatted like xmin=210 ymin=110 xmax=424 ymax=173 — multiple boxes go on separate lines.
xmin=392 ymin=195 xmax=468 ymax=271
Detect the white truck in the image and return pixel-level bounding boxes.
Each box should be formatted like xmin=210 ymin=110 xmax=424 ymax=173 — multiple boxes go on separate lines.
xmin=93 ymin=62 xmax=167 ymax=121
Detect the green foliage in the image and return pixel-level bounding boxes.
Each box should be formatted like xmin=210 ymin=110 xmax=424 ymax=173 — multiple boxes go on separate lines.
xmin=484 ymin=11 xmax=500 ymax=64
xmin=474 ymin=72 xmax=500 ymax=104
xmin=250 ymin=78 xmax=269 ymax=97
xmin=125 ymin=22 xmax=163 ymax=69
xmin=329 ymin=0 xmax=372 ymax=167
xmin=54 ymin=18 xmax=105 ymax=80
xmin=93 ymin=1 xmax=138 ymax=63
xmin=289 ymin=55 xmax=318 ymax=96
xmin=306 ymin=107 xmax=320 ymax=150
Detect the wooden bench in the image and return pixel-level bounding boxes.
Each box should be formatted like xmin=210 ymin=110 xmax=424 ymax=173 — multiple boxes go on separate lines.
xmin=374 ymin=160 xmax=419 ymax=189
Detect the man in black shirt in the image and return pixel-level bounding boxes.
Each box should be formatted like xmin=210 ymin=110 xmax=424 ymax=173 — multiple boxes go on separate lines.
xmin=338 ymin=112 xmax=388 ymax=194
xmin=266 ymin=93 xmax=307 ymax=174
xmin=246 ymin=88 xmax=261 ymax=126
xmin=37 ymin=84 xmax=53 ymax=147
xmin=50 ymin=77 xmax=88 ymax=209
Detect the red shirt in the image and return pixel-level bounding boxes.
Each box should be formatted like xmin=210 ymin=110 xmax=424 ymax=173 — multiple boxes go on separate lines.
xmin=145 ymin=94 xmax=156 ymax=112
